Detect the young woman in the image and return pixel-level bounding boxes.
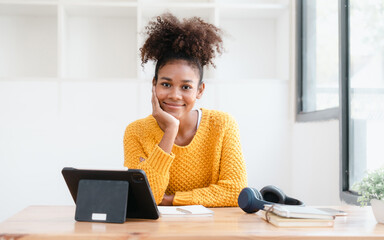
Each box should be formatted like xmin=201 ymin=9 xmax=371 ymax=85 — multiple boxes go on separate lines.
xmin=123 ymin=13 xmax=247 ymax=207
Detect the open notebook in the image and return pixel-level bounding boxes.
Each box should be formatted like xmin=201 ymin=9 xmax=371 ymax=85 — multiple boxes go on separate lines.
xmin=158 ymin=205 xmax=213 ymax=217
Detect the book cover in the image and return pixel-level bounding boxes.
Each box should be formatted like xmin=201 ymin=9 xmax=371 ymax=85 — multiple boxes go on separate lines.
xmin=258 ymin=210 xmax=335 ymax=228
xmin=265 ymin=205 xmax=335 ymax=220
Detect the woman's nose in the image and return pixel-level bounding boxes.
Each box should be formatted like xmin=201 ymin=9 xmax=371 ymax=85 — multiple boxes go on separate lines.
xmin=168 ymin=88 xmax=182 ymax=100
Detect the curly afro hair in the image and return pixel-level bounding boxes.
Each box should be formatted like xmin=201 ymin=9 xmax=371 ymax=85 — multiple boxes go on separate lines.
xmin=140 ymin=13 xmax=224 ymax=83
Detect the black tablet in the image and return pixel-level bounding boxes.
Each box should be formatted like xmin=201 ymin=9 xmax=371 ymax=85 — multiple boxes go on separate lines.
xmin=62 ymin=167 xmax=159 ymax=220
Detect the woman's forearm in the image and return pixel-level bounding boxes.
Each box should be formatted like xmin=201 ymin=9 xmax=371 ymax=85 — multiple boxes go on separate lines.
xmin=158 ymin=126 xmax=178 ymax=154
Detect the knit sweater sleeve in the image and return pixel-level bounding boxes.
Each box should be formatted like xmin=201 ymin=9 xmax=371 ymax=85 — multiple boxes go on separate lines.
xmin=123 ymin=121 xmax=175 ymax=204
xmin=173 ymin=114 xmax=248 ymax=207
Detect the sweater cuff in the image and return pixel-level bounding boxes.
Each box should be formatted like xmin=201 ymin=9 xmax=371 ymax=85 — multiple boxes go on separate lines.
xmin=147 ymin=145 xmax=175 ymax=176
xmin=173 ymin=191 xmax=193 ymax=206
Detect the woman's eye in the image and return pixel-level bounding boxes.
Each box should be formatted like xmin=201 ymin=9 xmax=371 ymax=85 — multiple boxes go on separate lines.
xmin=161 ymin=83 xmax=171 ymax=87
xmin=182 ymin=85 xmax=192 ymax=90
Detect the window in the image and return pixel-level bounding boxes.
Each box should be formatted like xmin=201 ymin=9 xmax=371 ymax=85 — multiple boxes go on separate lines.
xmin=299 ymin=0 xmax=384 ymax=203
xmin=341 ymin=0 xmax=384 ymax=203
xmin=297 ymin=0 xmax=339 ymax=121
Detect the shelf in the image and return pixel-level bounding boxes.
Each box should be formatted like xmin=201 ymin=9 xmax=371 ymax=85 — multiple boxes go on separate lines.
xmin=63 ymin=3 xmax=137 ymax=17
xmin=61 ymin=0 xmax=137 ymax=6
xmin=218 ymin=3 xmax=288 ymax=19
xmin=0 ymin=77 xmax=58 ymax=82
xmin=59 ymin=77 xmax=140 ymax=82
xmin=216 ymin=0 xmax=286 ymax=4
xmin=205 ymin=77 xmax=288 ymax=84
xmin=0 ymin=3 xmax=57 ymax=15
xmin=140 ymin=0 xmax=214 ymax=5
xmin=0 ymin=3 xmax=57 ymax=78
xmin=0 ymin=1 xmax=58 ymax=6
xmin=62 ymin=4 xmax=137 ymax=79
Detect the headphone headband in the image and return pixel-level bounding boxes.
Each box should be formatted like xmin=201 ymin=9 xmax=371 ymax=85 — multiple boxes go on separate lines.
xmin=238 ymin=186 xmax=304 ymax=214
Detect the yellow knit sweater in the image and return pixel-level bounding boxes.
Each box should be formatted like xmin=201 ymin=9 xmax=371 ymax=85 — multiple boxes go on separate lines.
xmin=123 ymin=108 xmax=247 ymax=207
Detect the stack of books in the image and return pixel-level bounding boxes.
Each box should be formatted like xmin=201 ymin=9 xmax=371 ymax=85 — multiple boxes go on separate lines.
xmin=258 ymin=205 xmax=335 ymax=227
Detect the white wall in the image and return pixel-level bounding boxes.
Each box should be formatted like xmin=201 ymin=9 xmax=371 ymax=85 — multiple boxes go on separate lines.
xmin=290 ymin=120 xmax=341 ymax=205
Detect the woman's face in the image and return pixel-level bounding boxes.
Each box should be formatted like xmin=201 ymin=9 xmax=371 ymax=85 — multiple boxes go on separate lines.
xmin=154 ymin=60 xmax=204 ymax=120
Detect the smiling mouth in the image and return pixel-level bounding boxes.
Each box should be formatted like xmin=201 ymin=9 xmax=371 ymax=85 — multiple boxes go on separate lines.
xmin=163 ymin=102 xmax=185 ymax=108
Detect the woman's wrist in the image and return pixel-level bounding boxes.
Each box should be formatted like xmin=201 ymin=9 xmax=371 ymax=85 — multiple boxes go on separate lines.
xmin=159 ymin=194 xmax=175 ymax=206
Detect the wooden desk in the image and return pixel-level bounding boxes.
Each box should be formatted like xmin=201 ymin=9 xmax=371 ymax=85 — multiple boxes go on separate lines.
xmin=0 ymin=205 xmax=383 ymax=239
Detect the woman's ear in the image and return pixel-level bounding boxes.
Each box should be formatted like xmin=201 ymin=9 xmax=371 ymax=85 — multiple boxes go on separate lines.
xmin=196 ymin=82 xmax=205 ymax=99
xmin=152 ymin=77 xmax=157 ymax=86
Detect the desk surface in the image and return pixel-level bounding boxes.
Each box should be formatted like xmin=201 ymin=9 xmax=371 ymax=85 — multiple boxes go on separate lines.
xmin=0 ymin=205 xmax=383 ymax=239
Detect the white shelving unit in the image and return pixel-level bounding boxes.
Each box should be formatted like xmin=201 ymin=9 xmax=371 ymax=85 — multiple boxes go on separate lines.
xmin=0 ymin=0 xmax=289 ymax=82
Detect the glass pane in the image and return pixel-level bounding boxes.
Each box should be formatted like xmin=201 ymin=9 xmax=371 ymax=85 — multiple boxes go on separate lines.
xmin=302 ymin=0 xmax=339 ymax=112
xmin=349 ymin=0 xmax=384 ymax=189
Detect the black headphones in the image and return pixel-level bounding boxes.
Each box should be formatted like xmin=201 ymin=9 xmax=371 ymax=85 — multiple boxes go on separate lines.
xmin=238 ymin=185 xmax=304 ymax=213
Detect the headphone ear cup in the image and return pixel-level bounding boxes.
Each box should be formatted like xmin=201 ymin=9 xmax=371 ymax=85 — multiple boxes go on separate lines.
xmin=238 ymin=187 xmax=257 ymax=213
xmin=238 ymin=187 xmax=271 ymax=213
xmin=285 ymin=196 xmax=304 ymax=205
xmin=260 ymin=185 xmax=286 ymax=204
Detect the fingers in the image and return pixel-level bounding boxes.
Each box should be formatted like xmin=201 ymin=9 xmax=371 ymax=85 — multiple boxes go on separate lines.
xmin=151 ymin=86 xmax=156 ymax=109
xmin=152 ymin=86 xmax=161 ymax=113
xmin=152 ymin=86 xmax=159 ymax=109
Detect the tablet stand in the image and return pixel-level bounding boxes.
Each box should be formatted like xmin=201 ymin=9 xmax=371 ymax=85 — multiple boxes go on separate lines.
xmin=75 ymin=179 xmax=129 ymax=223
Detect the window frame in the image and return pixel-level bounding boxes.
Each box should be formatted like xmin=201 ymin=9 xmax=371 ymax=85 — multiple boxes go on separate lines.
xmin=296 ymin=0 xmax=339 ymax=122
xmin=338 ymin=0 xmax=358 ymax=205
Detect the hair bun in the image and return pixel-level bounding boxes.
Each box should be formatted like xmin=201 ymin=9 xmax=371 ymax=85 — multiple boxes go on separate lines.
xmin=140 ymin=13 xmax=223 ymax=68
